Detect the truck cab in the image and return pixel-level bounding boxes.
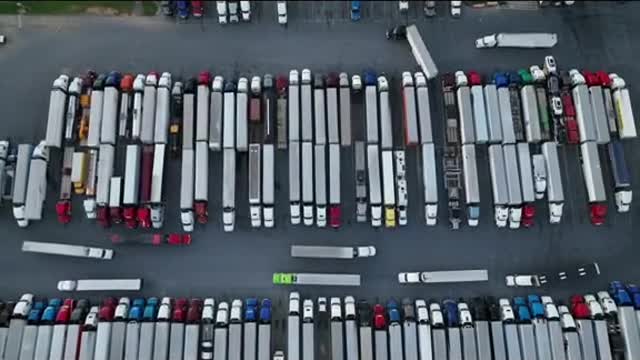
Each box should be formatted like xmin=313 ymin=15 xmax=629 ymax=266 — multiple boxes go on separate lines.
xmin=350 ymin=1 xmax=361 ymax=21
xmin=216 ymin=1 xmax=227 ymax=24
xmin=240 ymin=1 xmax=250 ymax=21
xmin=532 ymin=154 xmax=547 ymax=199
xmin=276 ymin=1 xmax=287 ymax=25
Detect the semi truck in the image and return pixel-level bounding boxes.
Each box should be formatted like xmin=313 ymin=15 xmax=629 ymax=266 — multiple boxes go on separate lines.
xmin=314 ymin=144 xmax=327 ymax=227
xmin=273 ymin=273 xmax=361 ymax=287
xmin=381 ymin=150 xmax=396 ymax=228
xmin=330 ymin=298 xmax=344 ymax=360
xmin=124 ymin=299 xmax=144 ymax=360
xmin=12 ymin=144 xmax=32 ymax=227
xmin=517 ymin=143 xmax=536 ymax=227
xmin=415 ymin=72 xmax=433 ymax=144
xmin=495 ymin=73 xmax=516 ymax=144
xmin=607 ymin=140 xmax=632 ymax=212
xmin=442 ymin=74 xmax=462 ymax=229
xmin=153 ymin=72 xmax=172 ymax=144
xmin=354 ymin=141 xmax=368 ymax=223
xmin=258 ymin=299 xmax=272 ymax=360
xmin=301 ymin=142 xmax=314 ymax=226
xmin=18 ymin=299 xmax=45 ymax=360
xmin=140 ymin=72 xmax=158 ymax=145
xmin=169 ymin=299 xmax=187 ymax=360
xmin=401 ymin=300 xmax=418 ymax=360
xmin=378 ymin=76 xmax=393 ymax=150
xmin=468 ymin=71 xmax=488 ymax=143
xmin=150 ymin=143 xmax=166 ymax=228
xmin=21 ymin=240 xmax=112 ymax=260
xmin=302 ymin=299 xmax=314 ymax=360
xmin=503 ymin=144 xmax=522 ymax=229
xmin=290 ymin=245 xmax=376 ymax=259
xmin=488 ymin=144 xmax=509 ymax=227
xmin=137 ymin=145 xmax=154 ymax=229
xmin=180 ymin=148 xmax=194 ymax=232
xmin=375 ymin=304 xmax=389 ymax=360
xmin=63 ymin=300 xmax=90 ymax=360
xmin=483 ymin=82 xmax=503 ymax=143
xmin=82 ymin=149 xmax=99 ymax=219
xmin=196 ymin=71 xmax=211 ymax=143
xmin=475 ymin=33 xmax=558 ymax=48
xmin=595 ymin=71 xmax=618 ymax=136
xmin=455 ymin=71 xmax=476 ymax=144
xmin=236 ymin=77 xmax=249 ymax=152
xmin=421 ymin=143 xmax=438 ymax=226
xmin=327 ymin=73 xmax=340 ymax=146
xmin=329 ymin=143 xmax=341 ymax=228
xmin=24 ymin=141 xmax=49 ymax=222
xmin=262 ymin=76 xmax=276 ymax=228
xmin=364 ymin=71 xmax=379 ymax=144
xmin=194 ymin=141 xmax=209 ymax=224
xmin=56 ymin=146 xmax=74 ymax=224
xmin=65 ymin=77 xmax=82 ymax=142
xmin=405 ymin=25 xmax=439 ymax=79
xmin=461 ymin=144 xmax=480 ymax=227
xmin=100 ymin=71 xmax=121 ymax=145
xmin=542 ymin=142 xmax=564 ymax=224
xmin=94 ymin=300 xmax=115 ymax=360
xmin=339 ymin=73 xmax=352 ymax=146
xmin=109 ymin=298 xmax=130 ymax=360
xmin=77 ymin=305 xmax=99 ymax=360
xmin=277 ymin=75 xmax=288 ymax=149
xmin=153 ymin=298 xmax=171 ymax=360
xmin=222 ymin=148 xmax=236 ymax=232
xmin=138 ymin=298 xmax=159 ymax=360
xmin=532 ymin=154 xmax=547 ymax=200
xmin=519 ymin=70 xmax=542 ymax=143
xmin=87 ymin=74 xmax=106 ymax=147
xmin=109 ymin=176 xmax=122 ymax=225
xmin=57 ymin=279 xmax=141 ymax=292
xmin=249 ymin=144 xmax=262 ymax=227
xmin=527 ymin=67 xmax=552 ymax=142
xmin=287 ymin=294 xmax=300 ymax=360
xmin=402 ymin=72 xmax=420 ymax=146
xmin=131 ymin=74 xmax=145 ymax=140
xmin=242 ymin=299 xmax=257 ymax=360
xmin=45 ymin=74 xmax=70 ymax=148
xmin=570 ymin=70 xmax=597 ymax=142
xmin=367 ymin=144 xmax=383 ymax=227
xmin=213 ymin=302 xmax=230 ymax=360
xmin=200 ymin=299 xmax=214 ymax=360
xmin=609 ymin=73 xmax=637 ymax=139
xmin=209 ymin=76 xmax=224 ymax=150
xmin=583 ymin=71 xmax=611 ymax=144
xmin=580 ymin=141 xmax=607 ymax=225
xmin=122 ymin=145 xmax=141 ymax=229
xmin=118 ymin=74 xmax=133 ymax=138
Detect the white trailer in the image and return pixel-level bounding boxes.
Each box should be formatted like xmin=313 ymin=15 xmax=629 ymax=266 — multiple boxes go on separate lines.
xmin=235 ymin=77 xmax=249 ymax=151
xmin=580 ymin=141 xmax=607 ymax=207
xmin=118 ymin=77 xmax=132 ymax=138
xmin=257 ymin=311 xmax=271 ymax=360
xmin=484 ymin=84 xmax=503 ymax=143
xmin=367 ymin=144 xmax=382 ymax=227
xmin=420 ymin=270 xmax=488 ymax=283
xmin=223 ymin=83 xmax=236 ymax=149
xmin=196 ymin=76 xmax=210 ymax=142
xmin=87 ymin=76 xmax=106 ymax=147
xmin=153 ymin=73 xmax=172 ymax=144
xmin=521 ymin=81 xmax=542 ymax=143
xmin=95 ymin=144 xmax=115 ymax=209
xmin=455 ymin=72 xmax=476 ymax=144
xmin=222 ymin=148 xmax=236 ymax=232
xmin=209 ymin=76 xmax=224 ymax=150
xmin=100 ymin=76 xmax=120 ymax=146
xmin=469 ymin=74 xmax=488 ymax=144
xmin=24 ymin=142 xmax=49 ymax=221
xmin=109 ymin=299 xmax=129 ymax=360
xmin=313 ymin=77 xmax=327 ymax=146
xmin=21 ymin=241 xmax=112 ymax=260
xmin=420 ymin=143 xmax=438 ymax=226
xmin=354 ymin=141 xmax=368 ymax=223
xmin=122 ymin=144 xmax=140 ymax=221
xmin=401 ymin=72 xmax=420 ymax=146
xmin=262 ymin=144 xmax=275 ymax=228
xmin=461 ymin=144 xmax=480 ymax=226
xmin=330 ymin=304 xmax=344 ymax=360
xmin=302 ymin=302 xmax=314 ymax=360
xmin=46 ymin=75 xmax=70 ymax=148
xmin=182 ymin=84 xmax=195 ymax=149
xmin=381 ymin=150 xmax=396 ymax=228
xmin=570 ymin=70 xmax=597 ymax=142
xmin=291 ymin=245 xmax=376 ymax=259
xmin=301 ymin=142 xmax=314 ymax=226
xmin=150 ymin=143 xmax=166 ymax=229
xmin=12 ymin=144 xmax=32 ymax=227
xmin=329 ymin=143 xmax=341 ymax=224
xmin=406 ymin=25 xmax=439 ymax=79
xmin=610 ymin=73 xmax=637 ymax=139
xmin=378 ymin=77 xmax=393 ymax=150
xmin=249 ymin=144 xmax=262 ymax=227
xmin=497 ymin=83 xmax=516 ymax=144
xmin=140 ymin=73 xmax=158 ymax=144
xmin=289 ymin=141 xmax=301 ymax=224
xmin=131 ymin=75 xmax=145 ymax=139
xmin=194 ymin=141 xmax=209 ymax=224
xmin=403 ymin=314 xmax=418 ymax=360
xmin=63 ymin=77 xmax=82 ymax=142
xmin=542 ymin=142 xmax=564 ymax=224
xmin=57 ymin=279 xmax=141 ymax=292
xmin=503 ymin=144 xmax=522 ymax=228
xmin=327 ymin=77 xmax=340 ymax=145
xmin=415 ymin=72 xmax=433 ymax=144
xmin=289 ymin=71 xmax=300 ymax=142
xmin=365 ymin=81 xmax=379 ymax=144
xmin=180 ymin=148 xmax=194 ymax=232
xmin=517 ymin=143 xmax=536 ymax=221
xmin=475 ymin=33 xmax=558 ymax=48
xmin=314 ymin=144 xmax=327 ymax=227
xmin=301 ymin=69 xmax=313 ymax=142
xmin=394 ymin=151 xmax=408 ymax=226
xmin=488 ymin=144 xmax=509 ymax=227
xmin=276 ymin=273 xmax=361 ymax=286
xmin=339 ymin=73 xmax=352 ymax=146
xmin=153 ymin=299 xmax=171 ymax=360
xmin=586 ymin=74 xmax=611 ymax=144
xmin=287 ymin=300 xmax=300 ymax=360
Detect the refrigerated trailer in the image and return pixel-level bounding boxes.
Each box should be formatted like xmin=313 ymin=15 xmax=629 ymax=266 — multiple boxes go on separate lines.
xmin=314 ymin=144 xmax=327 ymax=227
xmin=46 ymin=75 xmax=70 ymax=148
xmin=249 ymin=144 xmax=262 ymax=227
xmin=289 ymin=141 xmax=301 ymax=224
xmin=570 ymin=70 xmax=597 ymax=142
xmin=262 ymin=144 xmax=275 ymax=228
xmin=406 ymin=25 xmax=439 ymax=79
xmin=236 ymin=77 xmax=249 ymax=152
xmin=150 ymin=143 xmax=166 ymax=229
xmin=301 ymin=70 xmax=313 ymax=142
xmin=222 ymin=148 xmax=236 ymax=232
xmin=497 ymin=77 xmax=516 ymax=144
xmin=378 ymin=76 xmax=393 ymax=150
xmin=291 ymin=245 xmax=376 ymax=259
xmin=339 ymin=73 xmax=352 ymax=146
xmin=461 ymin=144 xmax=480 ymax=226
xmin=25 ymin=141 xmax=49 ymax=221
xmin=402 ymin=72 xmax=420 ymax=146
xmin=65 ymin=77 xmax=82 ymax=142
xmin=209 ymin=76 xmax=224 ymax=150
xmin=327 ymin=75 xmax=340 ymax=145
xmin=194 ymin=141 xmax=209 ymax=224
xmin=329 ymin=143 xmax=341 ymax=227
xmin=580 ymin=141 xmax=607 ymax=225
xmin=223 ymin=82 xmax=236 ymax=149
xmin=289 ymin=71 xmax=300 ymax=142
xmin=180 ymin=148 xmax=195 ymax=232
xmin=182 ymin=79 xmax=196 ymax=150
xmin=415 ymin=72 xmax=433 ymax=144
xmin=87 ymin=75 xmax=106 ymax=147
xmin=365 ymin=76 xmax=379 ymax=144
xmin=421 ymin=143 xmax=438 ymax=226
xmin=584 ymin=71 xmax=611 ymax=144
xmin=288 ymin=306 xmax=300 ymax=360
xmin=542 ymin=142 xmax=564 ymax=224
xmin=100 ymin=72 xmax=121 ymax=145
xmin=153 ymin=72 xmax=172 ymax=144
xmin=140 ymin=73 xmax=158 ymax=144
xmin=196 ymin=73 xmax=210 ymax=142
xmin=488 ymin=144 xmax=509 ymax=227
xmin=503 ymin=144 xmax=522 ymax=229
xmin=484 ymin=84 xmax=503 ymax=143
xmin=520 ymin=78 xmax=542 ymax=143
xmin=469 ymin=72 xmax=488 ymax=143
xmin=301 ymin=142 xmax=314 ymax=226
xmin=455 ymin=71 xmax=476 ymax=144
xmin=608 ymin=140 xmax=632 ymax=212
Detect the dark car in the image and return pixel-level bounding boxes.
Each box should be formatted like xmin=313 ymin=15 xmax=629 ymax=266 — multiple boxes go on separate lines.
xmin=357 ymin=301 xmax=372 ymax=327
xmin=386 ymin=25 xmax=407 ymax=40
xmin=547 ymin=75 xmax=560 ymax=95
xmin=402 ymin=298 xmax=416 ymax=321
xmin=326 ymin=72 xmax=339 ymax=88
xmin=161 ymin=1 xmax=175 ymax=16
xmin=313 ymin=74 xmax=324 ymax=89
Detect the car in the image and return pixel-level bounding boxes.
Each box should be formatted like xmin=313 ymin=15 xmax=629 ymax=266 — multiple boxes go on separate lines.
xmin=386 ymin=25 xmax=407 ymax=40
xmin=215 ymin=302 xmax=229 ymax=327
xmin=450 ymin=0 xmax=461 ymax=17
xmin=277 ymin=1 xmax=287 ymax=25
xmin=289 ymin=292 xmax=300 ymax=315
xmin=161 ymin=0 xmax=175 ymax=16
xmin=505 ymin=274 xmax=542 ymax=287
xmin=373 ymin=304 xmax=386 ymax=329
xmin=240 ymin=0 xmax=250 ymax=21
xmin=191 ymin=1 xmax=203 ymax=17
xmin=544 ymin=56 xmax=557 ymax=75
xmin=415 ymin=300 xmax=429 ymax=324
xmin=398 ymin=272 xmax=420 ymax=284
xmin=216 ymin=1 xmax=227 ymax=24
xmin=330 ymin=297 xmax=342 ymax=321
xmin=351 ymin=1 xmax=361 ymax=21
xmin=357 ymin=301 xmax=372 ymax=327
xmin=302 ymin=300 xmax=313 ymax=322
xmin=177 ymin=0 xmax=189 ymax=18
xmin=551 ymin=97 xmax=563 ymax=116
xmin=399 ymin=0 xmax=409 ymax=12
xmin=230 ymin=299 xmax=242 ymax=323
xmin=424 ymin=0 xmax=436 ymax=16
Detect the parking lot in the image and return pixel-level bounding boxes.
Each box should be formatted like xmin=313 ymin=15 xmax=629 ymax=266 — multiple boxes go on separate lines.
xmin=0 ymin=1 xmax=638 ymax=302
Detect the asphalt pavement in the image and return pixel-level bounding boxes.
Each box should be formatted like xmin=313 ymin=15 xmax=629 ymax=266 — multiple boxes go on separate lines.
xmin=0 ymin=1 xmax=638 ymax=303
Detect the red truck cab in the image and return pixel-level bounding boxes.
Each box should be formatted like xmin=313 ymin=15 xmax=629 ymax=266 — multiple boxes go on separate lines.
xmin=581 ymin=71 xmax=599 ymax=87
xmin=123 ymin=206 xmax=137 ymax=229
xmin=373 ymin=304 xmax=386 ymax=330
xmin=521 ymin=204 xmax=535 ymax=228
xmin=595 ymin=71 xmax=612 ymax=88
xmin=589 ymin=203 xmax=607 ymax=226
xmin=561 ymin=92 xmax=579 ymax=144
xmin=172 ymin=298 xmax=189 ymax=323
xmin=276 ymin=75 xmax=288 ymax=97
xmin=168 ymin=233 xmax=192 ymax=246
xmin=120 ymin=74 xmax=134 ymax=93
xmin=187 ymin=299 xmax=203 ymax=324
xmin=137 ymin=208 xmax=151 ymax=229
xmin=55 ymin=305 xmax=72 ymax=324
xmin=198 ymin=71 xmax=211 ymax=86
xmin=55 ymin=201 xmax=71 ymax=224
xmin=570 ymin=295 xmax=591 ymax=319
xmin=468 ymin=71 xmax=482 ymax=86
xmin=97 ymin=206 xmax=110 ymax=228
xmin=329 ymin=206 xmax=342 ymax=229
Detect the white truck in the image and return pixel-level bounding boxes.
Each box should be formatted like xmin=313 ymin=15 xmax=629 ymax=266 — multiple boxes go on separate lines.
xmin=580 ymin=141 xmax=608 ymax=225
xmin=209 ymin=76 xmax=224 ymax=150
xmin=488 ymin=144 xmax=509 ymax=228
xmin=415 ymin=72 xmax=433 ymax=144
xmin=21 ymin=241 xmax=113 ymax=260
xmin=194 ymin=141 xmax=209 ymax=225
xmin=378 ymin=76 xmax=393 ymax=150
xmin=87 ymin=74 xmax=106 ymax=147
xmin=476 ymin=33 xmax=558 ymax=48
xmin=45 ymin=74 xmax=70 ymax=148
xmin=140 ymin=73 xmax=158 ymax=144
xmin=314 ymin=144 xmax=327 ymax=227
xmin=236 ymin=77 xmax=249 ymax=151
xmin=222 ymin=148 xmax=236 ymax=232
xmin=532 ymin=154 xmax=547 ymax=200
xmin=109 ymin=298 xmax=130 ymax=360
xmin=57 ymin=279 xmax=142 ymax=292
xmin=570 ymin=70 xmax=597 ymax=142
xmin=421 ymin=143 xmax=438 ymax=226
xmin=12 ymin=144 xmax=32 ymax=227
xmin=131 ymin=74 xmax=145 ymax=139
xmin=503 ymin=144 xmax=522 ymax=228
xmin=367 ymin=144 xmax=382 ymax=227
xmin=301 ymin=142 xmax=314 ymax=226
xmin=608 ymin=140 xmax=632 ymax=212
xmin=213 ymin=302 xmax=230 ymax=360
xmin=153 ymin=298 xmax=171 ymax=360
xmin=609 ymin=73 xmax=637 ymax=139
xmin=153 ymin=72 xmax=172 ymax=144
xmin=455 ymin=71 xmax=476 ymax=145
xmin=542 ymin=142 xmax=564 ymax=223
xmin=150 ymin=143 xmax=166 ymax=228
xmin=402 ymin=72 xmax=420 ymax=146
xmin=461 ymin=144 xmax=480 ymax=227
xmin=65 ymin=77 xmax=82 ymax=142
xmin=100 ymin=73 xmax=120 ymax=146
xmin=291 ymin=246 xmax=376 ymax=259
xmin=406 ymin=25 xmax=439 ymax=79
xmin=24 ymin=141 xmax=49 ymax=222
xmin=381 ymin=150 xmax=396 ymax=228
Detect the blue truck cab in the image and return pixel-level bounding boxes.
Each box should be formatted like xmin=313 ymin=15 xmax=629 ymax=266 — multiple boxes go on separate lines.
xmin=142 ymin=301 xmax=158 ymax=322
xmin=513 ymin=297 xmax=526 ymax=307
xmin=105 ymin=71 xmax=121 ymax=88
xmin=508 ymin=72 xmax=522 ymax=87
xmin=128 ymin=306 xmax=143 ymax=321
xmin=41 ymin=306 xmax=58 ymax=324
xmin=443 ymin=299 xmax=459 ymax=327
xmin=386 ymin=299 xmax=401 ymax=324
xmin=245 ymin=298 xmax=258 ymax=322
xmin=132 ymin=298 xmax=146 ymax=309
xmin=613 ymin=289 xmax=632 ymax=306
xmin=260 ymin=298 xmax=272 ymax=324
xmin=364 ymin=70 xmax=377 ymax=87
xmin=177 ymin=0 xmax=189 ymax=19
xmin=27 ymin=301 xmax=47 ymax=324
xmin=494 ymin=72 xmax=509 ymax=88
xmin=517 ymin=305 xmax=532 ymax=323
xmin=351 ymin=1 xmax=361 ymax=21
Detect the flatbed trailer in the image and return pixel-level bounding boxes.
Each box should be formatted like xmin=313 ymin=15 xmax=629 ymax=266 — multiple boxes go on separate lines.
xmin=442 ymin=74 xmax=462 ymax=230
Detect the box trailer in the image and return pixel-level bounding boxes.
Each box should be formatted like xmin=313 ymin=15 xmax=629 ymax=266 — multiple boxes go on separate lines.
xmin=150 ymin=143 xmax=166 ymax=229
xmin=196 ymin=73 xmax=211 ymax=142
xmin=236 ymin=77 xmax=249 ymax=151
xmin=87 ymin=75 xmax=106 ymax=147
xmin=12 ymin=144 xmax=32 ymax=226
xmin=180 ymin=148 xmax=195 ymax=232
xmin=378 ymin=77 xmax=394 ymax=150
xmin=610 ymin=73 xmax=637 ymax=139
xmin=327 ymin=75 xmax=340 ymax=145
xmin=406 ymin=25 xmax=439 ymax=79
xmin=517 ymin=143 xmax=536 ymax=227
xmin=137 ymin=145 xmax=154 ymax=227
xmin=314 ymin=77 xmax=327 ymax=145
xmin=122 ymin=145 xmax=141 ymax=228
xmin=222 ymin=148 xmax=236 ymax=232
xmin=381 ymin=150 xmax=396 ymax=228
xmin=542 ymin=142 xmax=564 ymax=224
xmin=415 ymin=72 xmax=433 ymax=144
xmin=520 ymin=80 xmax=542 ymax=143
xmin=140 ymin=73 xmax=158 ymax=144
xmin=503 ymin=144 xmax=522 ymax=229
xmin=24 ymin=142 xmax=49 ymax=221
xmin=421 ymin=143 xmax=438 ymax=226
xmin=570 ymin=70 xmax=597 ymax=142
xmin=367 ymin=144 xmax=382 ymax=227
xmin=301 ymin=70 xmax=313 ymax=142
xmin=64 ymin=77 xmax=82 ymax=142
xmin=291 ymin=245 xmax=376 ymax=259
xmin=194 ymin=141 xmax=209 ymax=224
xmin=608 ymin=140 xmax=632 ymax=212
xmin=580 ymin=141 xmax=607 ymax=225
xmin=277 ymin=78 xmax=288 ymax=149
xmin=153 ymin=72 xmax=172 ymax=144
xmin=21 ymin=241 xmax=112 ymax=260
xmin=223 ymin=82 xmax=236 ymax=149
xmin=100 ymin=72 xmax=121 ymax=145
xmin=420 ymin=270 xmax=488 ymax=283
xmin=301 ymin=142 xmax=314 ymax=226
xmin=209 ymin=76 xmax=224 ymax=150
xmin=488 ymin=144 xmax=509 ymax=227
xmin=289 ymin=141 xmax=301 ymax=224
xmin=461 ymin=144 xmax=480 ymax=226
xmin=497 ymin=80 xmax=516 ymax=144
xmin=46 ymin=75 xmax=70 ymax=148
xmin=365 ymin=77 xmax=379 ymax=144
xmin=273 ymin=273 xmax=361 ymax=287
xmin=328 ymin=144 xmax=341 ymax=228
xmin=314 ymin=144 xmax=327 ymax=227
xmin=262 ymin=144 xmax=275 ymax=228
xmin=402 ymin=72 xmax=420 ymax=146
xmin=455 ymin=72 xmax=476 ymax=144
xmin=131 ymin=74 xmax=145 ymax=140
xmin=484 ymin=84 xmax=503 ymax=143
xmin=475 ymin=33 xmax=558 ymax=48
xmin=249 ymin=143 xmax=262 ymax=227
xmin=118 ymin=75 xmax=133 ymax=139
xmin=289 ymin=71 xmax=300 ymax=142
xmin=287 ymin=306 xmax=300 ymax=360
xmin=95 ymin=144 xmax=115 ymax=210
xmin=339 ymin=73 xmax=352 ymax=146
xmin=108 ymin=176 xmax=122 ymax=224
xmin=584 ymin=71 xmax=611 ymax=144
xmin=182 ymin=79 xmax=196 ymax=150
xmin=354 ymin=141 xmax=368 ymax=223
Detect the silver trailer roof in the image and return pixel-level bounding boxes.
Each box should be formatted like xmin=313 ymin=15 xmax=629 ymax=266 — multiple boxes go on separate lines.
xmin=402 ymin=321 xmax=418 ymax=360
xmin=406 ymin=25 xmax=439 ymax=79
xmin=420 ymin=269 xmax=488 ymax=283
xmin=248 ymin=144 xmax=261 ymax=203
xmin=365 ymin=86 xmax=379 ymax=144
xmin=289 ymin=142 xmax=300 ymax=202
xmin=367 ymin=144 xmax=382 ymax=205
xmin=327 ymin=86 xmax=340 ymax=145
xmin=180 ymin=148 xmax=194 ymax=209
xmin=141 ymin=85 xmax=157 ymax=144
xmin=194 ymin=141 xmax=209 ymax=201
xmin=403 ymin=84 xmax=420 ymax=146
xmin=503 ymin=144 xmax=522 ymax=205
xmin=182 ymin=93 xmax=195 ymax=150
xmin=223 ymin=91 xmax=236 ymax=149
xmin=236 ymin=90 xmax=248 ymax=151
xmin=471 ymin=84 xmax=489 ymax=144
xmin=109 ymin=177 xmax=121 ymax=207
xmin=314 ymin=144 xmax=327 ymax=205
xmin=132 ymin=92 xmax=143 ymax=140
xmin=95 ymin=144 xmax=115 ymax=205
xmin=45 ymin=89 xmax=67 ymax=148
xmin=100 ymin=87 xmax=119 ymax=145
xmin=301 ymin=83 xmax=313 ymax=141
xmin=516 ymin=143 xmax=535 ymax=203
xmin=461 ymin=144 xmax=480 ymax=204
xmin=416 ymin=80 xmax=433 ymax=144
xmin=580 ymin=141 xmax=607 ymax=202
xmin=242 ymin=322 xmax=257 ymax=360
xmin=87 ymin=90 xmax=104 ymax=147
xmin=339 ymin=84 xmax=352 ymax=146
xmin=262 ymin=144 xmax=275 ymax=204
xmin=153 ymin=85 xmax=171 ymax=144
xmin=421 ymin=143 xmax=438 ymax=204
xmin=498 ymin=87 xmax=516 ymax=144
xmin=150 ymin=144 xmax=166 ymax=203
xmin=118 ymin=92 xmax=130 ymax=138
xmin=123 ymin=144 xmax=141 ymax=205
xmin=521 ymin=86 xmax=542 ymax=143
xmin=489 ymin=144 xmax=509 ymax=205
xmin=301 ymin=142 xmax=314 ymax=203
xmin=209 ymin=89 xmax=223 ymax=150
xmin=294 ymin=273 xmax=361 ymax=286
xmin=329 ymin=144 xmax=341 ymax=204
xmin=484 ymin=84 xmax=503 ymax=143
xmin=291 ymin=245 xmax=356 ymax=259
xmin=65 ymin=93 xmax=79 ymax=141
xmin=613 ymin=88 xmax=637 ymax=139
xmin=222 ymin=148 xmax=236 ymax=208
xmin=457 ymin=86 xmax=476 ymax=144
xmin=355 ymin=141 xmax=367 ymax=201
xmin=228 ymin=324 xmax=242 ymax=360
xmin=302 ymin=321 xmax=314 ymax=360
xmin=381 ymin=150 xmax=396 ymax=206
xmin=289 ymin=83 xmax=301 ymax=142
xmin=573 ymin=85 xmax=597 ymax=142
xmin=589 ymin=85 xmax=611 ymax=144
xmin=287 ymin=315 xmax=300 ymax=360
xmin=183 ymin=324 xmax=199 ymax=360
xmin=541 ymin=142 xmax=564 ymax=202
xmin=379 ymin=89 xmax=393 ymax=150
xmin=196 ymin=85 xmax=210 ymax=142
xmin=13 ymin=144 xmax=32 ymax=205
xmin=314 ymin=87 xmax=327 ymax=145
xmin=447 ymin=328 xmax=463 ymax=360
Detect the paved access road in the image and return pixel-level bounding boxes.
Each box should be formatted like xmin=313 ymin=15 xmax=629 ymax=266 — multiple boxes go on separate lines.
xmin=0 ymin=1 xmax=637 ymax=301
